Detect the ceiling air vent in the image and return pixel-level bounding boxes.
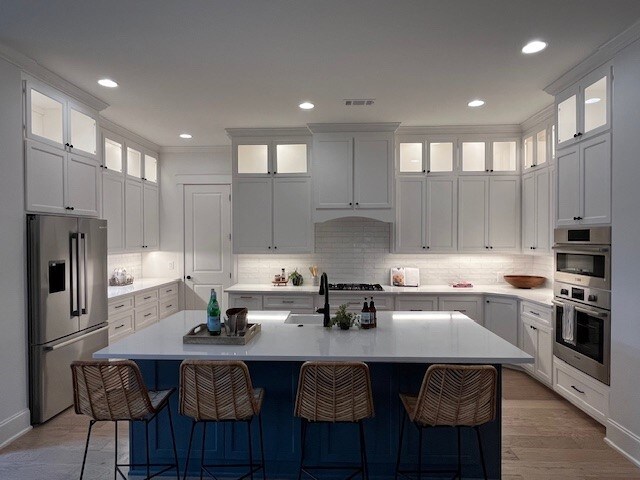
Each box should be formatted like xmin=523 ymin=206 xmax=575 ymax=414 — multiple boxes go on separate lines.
xmin=344 ymin=99 xmax=375 ymax=106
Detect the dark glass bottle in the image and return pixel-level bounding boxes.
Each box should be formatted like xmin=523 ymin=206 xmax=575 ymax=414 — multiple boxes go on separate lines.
xmin=361 ymin=298 xmax=371 ymax=329
xmin=369 ymin=297 xmax=377 ymax=328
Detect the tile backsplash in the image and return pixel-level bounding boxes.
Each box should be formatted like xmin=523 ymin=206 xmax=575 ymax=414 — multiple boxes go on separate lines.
xmin=107 ymin=253 xmax=143 ymax=280
xmin=237 ymin=218 xmax=554 ymax=286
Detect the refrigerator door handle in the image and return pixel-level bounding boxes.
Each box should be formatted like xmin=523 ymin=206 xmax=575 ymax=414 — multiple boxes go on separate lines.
xmin=43 ymin=325 xmax=108 ymax=351
xmin=79 ymin=233 xmax=87 ymax=315
xmin=70 ymin=233 xmax=79 ymax=317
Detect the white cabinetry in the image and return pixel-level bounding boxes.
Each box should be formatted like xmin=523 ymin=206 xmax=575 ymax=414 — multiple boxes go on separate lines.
xmin=143 ymin=184 xmax=159 ymax=249
xmin=125 ymin=179 xmax=144 ymax=249
xmin=484 ymin=296 xmax=518 ymax=347
xmin=520 ymin=301 xmax=553 ymax=386
xmin=522 ymin=168 xmax=551 ymax=252
xmin=439 ymin=296 xmax=484 ymax=325
xmin=228 ymin=294 xmax=263 ymax=311
xmin=395 ymin=295 xmax=438 ymax=311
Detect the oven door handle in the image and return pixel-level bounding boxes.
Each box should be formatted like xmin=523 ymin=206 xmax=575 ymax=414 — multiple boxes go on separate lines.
xmin=552 ymin=245 xmax=610 ymax=254
xmin=552 ymin=300 xmax=609 ymax=318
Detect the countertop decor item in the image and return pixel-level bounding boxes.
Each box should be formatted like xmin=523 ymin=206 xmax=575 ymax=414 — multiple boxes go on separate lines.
xmin=183 ymin=322 xmax=261 ymax=345
xmin=452 ymin=281 xmax=473 ymax=288
xmin=309 ymin=265 xmax=318 ymax=286
xmin=331 ymin=304 xmax=356 ymax=330
xmin=109 ymin=267 xmax=134 ymax=286
xmin=289 ymin=269 xmax=304 ymax=286
xmin=503 ymin=275 xmax=546 ymax=289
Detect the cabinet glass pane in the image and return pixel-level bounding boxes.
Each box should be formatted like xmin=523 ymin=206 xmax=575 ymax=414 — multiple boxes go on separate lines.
xmin=429 ymin=142 xmax=453 ymax=172
xmin=104 ymin=138 xmax=123 ymax=172
xmin=461 ymin=142 xmax=485 ymax=172
xmin=492 ymin=141 xmax=516 ymax=171
xmin=276 ymin=144 xmax=307 ymax=173
xmin=551 ymin=125 xmax=556 ymax=159
xmin=145 ymin=155 xmax=158 ymax=183
xmin=399 ymin=143 xmax=423 ymax=172
xmin=30 ymin=89 xmax=63 ymax=144
xmin=127 ymin=147 xmax=142 ymax=178
xmin=70 ymin=108 xmax=96 ymax=155
xmin=238 ymin=144 xmax=268 ymax=174
xmin=584 ymin=76 xmax=607 ymax=133
xmin=557 ymin=95 xmax=577 ymax=144
xmin=536 ymin=129 xmax=547 ymax=166
xmin=524 ymin=136 xmax=534 ymax=169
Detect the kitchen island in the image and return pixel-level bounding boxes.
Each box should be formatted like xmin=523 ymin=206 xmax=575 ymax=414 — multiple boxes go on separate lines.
xmin=94 ymin=310 xmax=532 ymax=479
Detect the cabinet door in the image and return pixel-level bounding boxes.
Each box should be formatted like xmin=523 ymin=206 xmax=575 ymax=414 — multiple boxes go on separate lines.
xmin=489 ymin=177 xmax=520 ymax=251
xmin=521 ymin=319 xmax=537 ymax=375
xmin=68 ymin=102 xmax=97 ymax=159
xmin=581 ymin=133 xmax=611 ymax=225
xmin=439 ymin=297 xmax=483 ymax=325
xmin=458 ymin=178 xmax=488 ymax=251
xmin=557 ymin=86 xmax=579 ymax=149
xmin=484 ymin=297 xmax=518 ymax=347
xmin=536 ymin=327 xmax=553 ymax=385
xmin=143 ymin=184 xmax=159 ymax=249
xmin=125 ymin=180 xmax=144 ymax=249
xmin=25 ymin=81 xmax=66 ymax=150
xmin=233 ymin=178 xmax=272 ymax=253
xmin=581 ymin=65 xmax=611 ymax=141
xmin=426 ymin=177 xmax=457 ymax=251
xmin=66 ymin=153 xmax=100 ymax=217
xmin=395 ymin=296 xmax=438 ymax=311
xmin=354 ymin=134 xmax=393 ymax=208
xmin=535 ymin=169 xmax=551 ymax=252
xmin=396 ymin=177 xmax=425 ymax=252
xmin=102 ymin=173 xmax=125 ymax=251
xmin=556 ymin=146 xmax=580 ymax=226
xmin=272 ymin=178 xmax=312 ymax=253
xmin=522 ymin=172 xmax=536 ymax=250
xmin=314 ymin=135 xmax=353 ymax=208
xmin=25 ymin=140 xmax=66 ymax=214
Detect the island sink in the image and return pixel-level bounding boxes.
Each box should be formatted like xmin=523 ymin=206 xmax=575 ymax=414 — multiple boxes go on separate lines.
xmin=284 ymin=313 xmax=324 ymax=325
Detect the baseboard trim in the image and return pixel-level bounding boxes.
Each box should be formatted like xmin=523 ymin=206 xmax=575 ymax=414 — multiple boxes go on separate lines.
xmin=606 ymin=419 xmax=640 ymax=468
xmin=0 ymin=409 xmax=31 ymax=449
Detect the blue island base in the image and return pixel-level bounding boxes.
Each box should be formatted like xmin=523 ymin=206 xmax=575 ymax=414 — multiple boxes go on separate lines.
xmin=132 ymin=361 xmax=502 ymax=479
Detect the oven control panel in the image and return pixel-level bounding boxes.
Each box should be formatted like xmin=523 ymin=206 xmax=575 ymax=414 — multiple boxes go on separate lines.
xmin=554 ymin=282 xmax=610 ymax=310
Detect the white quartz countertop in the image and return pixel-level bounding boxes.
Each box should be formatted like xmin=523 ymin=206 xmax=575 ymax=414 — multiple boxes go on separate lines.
xmin=94 ymin=310 xmax=533 ymax=364
xmin=226 ymin=283 xmax=554 ymax=306
xmin=108 ymin=277 xmax=181 ymax=299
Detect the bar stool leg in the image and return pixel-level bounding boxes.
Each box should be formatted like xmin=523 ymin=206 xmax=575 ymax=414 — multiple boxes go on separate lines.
xmin=457 ymin=426 xmax=461 ymax=479
xmin=297 ymin=419 xmax=307 ymax=480
xmin=167 ymin=405 xmax=180 ymax=480
xmin=394 ymin=412 xmax=406 ymax=480
xmin=80 ymin=420 xmax=95 ymax=480
xmin=417 ymin=426 xmax=423 ymax=480
xmin=474 ymin=426 xmax=488 ymax=480
xmin=358 ymin=421 xmax=369 ymax=480
xmin=114 ymin=421 xmax=118 ymax=480
xmin=200 ymin=422 xmax=207 ymax=480
xmin=247 ymin=419 xmax=254 ymax=480
xmin=183 ymin=421 xmax=197 ymax=480
xmin=145 ymin=419 xmax=151 ymax=480
xmin=258 ymin=413 xmax=266 ymax=480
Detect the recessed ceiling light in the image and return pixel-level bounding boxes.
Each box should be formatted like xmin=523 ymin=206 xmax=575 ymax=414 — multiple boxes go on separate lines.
xmin=179 ymin=133 xmax=192 ymax=139
xmin=299 ymin=102 xmax=314 ymax=110
xmin=97 ymin=78 xmax=118 ymax=88
xmin=522 ymin=40 xmax=547 ymax=54
xmin=585 ymin=97 xmax=601 ymax=104
xmin=467 ymin=99 xmax=485 ymax=107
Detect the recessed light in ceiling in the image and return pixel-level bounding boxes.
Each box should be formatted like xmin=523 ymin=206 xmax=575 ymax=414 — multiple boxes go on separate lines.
xmin=522 ymin=40 xmax=547 ymax=54
xmin=467 ymin=99 xmax=485 ymax=107
xmin=299 ymin=102 xmax=314 ymax=110
xmin=585 ymin=97 xmax=601 ymax=104
xmin=97 ymin=78 xmax=118 ymax=88
xmin=179 ymin=133 xmax=192 ymax=139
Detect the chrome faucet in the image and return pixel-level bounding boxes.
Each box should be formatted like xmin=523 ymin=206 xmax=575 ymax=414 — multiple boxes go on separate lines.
xmin=316 ymin=272 xmax=331 ymax=327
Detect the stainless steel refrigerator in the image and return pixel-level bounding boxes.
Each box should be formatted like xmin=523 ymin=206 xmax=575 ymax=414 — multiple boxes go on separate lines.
xmin=27 ymin=214 xmax=109 ymax=424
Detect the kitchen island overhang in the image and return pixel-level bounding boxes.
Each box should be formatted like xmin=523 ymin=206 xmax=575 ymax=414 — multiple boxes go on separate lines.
xmin=94 ymin=310 xmax=532 ymax=479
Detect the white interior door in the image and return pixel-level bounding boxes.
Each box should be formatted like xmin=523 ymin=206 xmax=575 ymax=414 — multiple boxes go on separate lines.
xmin=184 ymin=184 xmax=232 ymax=312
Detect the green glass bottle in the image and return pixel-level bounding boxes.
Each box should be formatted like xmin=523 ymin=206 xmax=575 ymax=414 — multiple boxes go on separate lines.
xmin=207 ymin=289 xmax=221 ymax=336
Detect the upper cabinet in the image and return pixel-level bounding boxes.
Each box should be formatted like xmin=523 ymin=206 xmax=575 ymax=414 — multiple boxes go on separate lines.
xmin=398 ymin=138 xmax=455 ymax=174
xmin=233 ymin=135 xmax=310 ymax=177
xmin=556 ymin=63 xmax=611 ymax=149
xmin=25 ymin=78 xmax=98 ymax=159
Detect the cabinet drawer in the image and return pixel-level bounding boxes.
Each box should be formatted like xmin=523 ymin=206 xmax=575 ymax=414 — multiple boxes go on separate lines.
xmin=108 ymin=311 xmax=134 ymax=341
xmin=108 ymin=296 xmax=134 ymax=317
xmin=159 ymin=295 xmax=179 ymax=319
xmin=135 ymin=304 xmax=158 ymax=330
xmin=395 ymin=295 xmax=438 ymax=311
xmin=228 ymin=294 xmax=263 ymax=311
xmin=263 ymin=295 xmax=315 ymax=310
xmin=135 ymin=289 xmax=158 ymax=307
xmin=521 ymin=301 xmax=552 ymax=326
xmin=553 ymin=357 xmax=609 ymax=424
xmin=159 ymin=282 xmax=179 ymax=299
xmin=329 ymin=295 xmax=394 ymax=313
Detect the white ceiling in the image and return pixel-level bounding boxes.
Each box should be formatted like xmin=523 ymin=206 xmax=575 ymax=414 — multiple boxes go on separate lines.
xmin=2 ymin=0 xmax=640 ymax=146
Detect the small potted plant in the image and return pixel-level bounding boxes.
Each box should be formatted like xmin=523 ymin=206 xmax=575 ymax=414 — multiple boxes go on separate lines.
xmin=331 ymin=304 xmax=355 ymax=330
xmin=288 ymin=269 xmax=304 ymax=286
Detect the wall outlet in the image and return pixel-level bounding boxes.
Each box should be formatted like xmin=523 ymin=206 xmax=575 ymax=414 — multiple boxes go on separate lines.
xmin=168 ymin=261 xmax=175 ymax=270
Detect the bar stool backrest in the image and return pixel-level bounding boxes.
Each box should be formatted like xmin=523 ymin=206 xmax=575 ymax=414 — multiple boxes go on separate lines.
xmin=71 ymin=360 xmax=155 ymax=421
xmin=412 ymin=364 xmax=497 ymax=427
xmin=295 ymin=361 xmax=374 ymax=422
xmin=179 ymin=360 xmax=258 ymax=421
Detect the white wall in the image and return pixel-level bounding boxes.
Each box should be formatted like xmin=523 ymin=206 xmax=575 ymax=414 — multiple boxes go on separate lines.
xmin=607 ymin=39 xmax=640 ymax=465
xmin=0 ymin=58 xmax=31 ymax=445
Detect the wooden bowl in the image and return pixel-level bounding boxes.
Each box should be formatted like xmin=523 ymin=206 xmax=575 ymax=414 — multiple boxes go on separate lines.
xmin=503 ymin=275 xmax=546 ymax=289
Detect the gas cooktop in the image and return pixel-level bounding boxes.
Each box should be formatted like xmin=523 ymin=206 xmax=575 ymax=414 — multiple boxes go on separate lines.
xmin=328 ymin=283 xmax=384 ymax=291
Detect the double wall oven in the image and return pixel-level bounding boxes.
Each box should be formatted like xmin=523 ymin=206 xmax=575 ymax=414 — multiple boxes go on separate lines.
xmin=553 ymin=226 xmax=611 ymax=385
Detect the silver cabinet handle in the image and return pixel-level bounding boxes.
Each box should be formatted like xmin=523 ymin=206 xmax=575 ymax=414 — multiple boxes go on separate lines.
xmin=44 ymin=325 xmax=108 ymax=351
xmin=282 ymin=300 xmax=295 ymax=304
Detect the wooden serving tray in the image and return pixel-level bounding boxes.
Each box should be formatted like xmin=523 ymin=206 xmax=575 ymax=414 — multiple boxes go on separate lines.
xmin=183 ymin=323 xmax=261 ymax=345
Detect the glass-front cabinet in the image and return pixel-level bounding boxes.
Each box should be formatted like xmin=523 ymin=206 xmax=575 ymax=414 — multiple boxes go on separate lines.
xmin=460 ymin=141 xmax=486 ymax=172
xmin=397 ymin=138 xmax=455 ymax=174
xmin=126 ymin=146 xmax=143 ymax=179
xmin=492 ymin=141 xmax=517 ymax=172
xmin=144 ymin=154 xmax=158 ymax=183
xmin=103 ymin=135 xmax=124 ymax=173
xmin=234 ymin=137 xmax=310 ymax=176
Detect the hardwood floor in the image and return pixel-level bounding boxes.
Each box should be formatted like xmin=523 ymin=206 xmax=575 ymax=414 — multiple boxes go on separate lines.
xmin=0 ymin=369 xmax=638 ymax=479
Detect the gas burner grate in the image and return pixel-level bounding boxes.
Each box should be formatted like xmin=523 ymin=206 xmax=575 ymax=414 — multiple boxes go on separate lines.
xmin=328 ymin=283 xmax=384 ymax=291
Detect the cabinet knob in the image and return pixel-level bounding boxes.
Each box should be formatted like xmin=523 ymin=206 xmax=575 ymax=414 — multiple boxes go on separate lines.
xmin=573 ymin=134 xmax=578 ymax=138
xmin=273 ymin=171 xmax=277 ymax=175
xmin=267 ymin=246 xmax=271 ymax=249
xmin=65 ymin=143 xmax=70 ymax=147
xmin=274 ymin=246 xmax=277 ymax=249
xmin=355 ymin=202 xmax=359 ymax=206
xmin=489 ymin=246 xmax=493 ymax=249
xmin=427 ymin=170 xmax=431 ymax=173
xmin=422 ymin=169 xmax=426 ymax=173
xmin=422 ymin=246 xmax=426 ymax=249
xmin=577 ymin=132 xmax=583 ymax=137
xmin=426 ymin=246 xmax=430 ymax=249
xmin=349 ymin=202 xmax=353 ymax=206
xmin=485 ymin=246 xmax=489 ymax=249
xmin=490 ymin=169 xmax=494 ymax=172
xmin=186 ymin=275 xmax=192 ymax=280
xmin=485 ymin=169 xmax=489 ymax=172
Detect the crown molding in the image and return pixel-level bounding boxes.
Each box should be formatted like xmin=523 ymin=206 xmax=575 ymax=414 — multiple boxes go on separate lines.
xmin=225 ymin=127 xmax=311 ymax=139
xmin=161 ymin=145 xmax=231 ymax=155
xmin=1 ymin=43 xmax=109 ymax=112
xmin=307 ymin=122 xmax=401 ymax=133
xmin=99 ymin=117 xmax=160 ymax=153
xmin=544 ymin=19 xmax=640 ymax=96
xmin=396 ymin=124 xmax=521 ymax=136
xmin=520 ymin=104 xmax=555 ymax=133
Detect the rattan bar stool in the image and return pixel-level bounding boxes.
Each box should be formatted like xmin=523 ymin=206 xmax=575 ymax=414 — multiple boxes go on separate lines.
xmin=179 ymin=360 xmax=265 ymax=480
xmin=294 ymin=361 xmax=375 ymax=480
xmin=71 ymin=360 xmax=179 ymax=480
xmin=395 ymin=364 xmax=497 ymax=480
